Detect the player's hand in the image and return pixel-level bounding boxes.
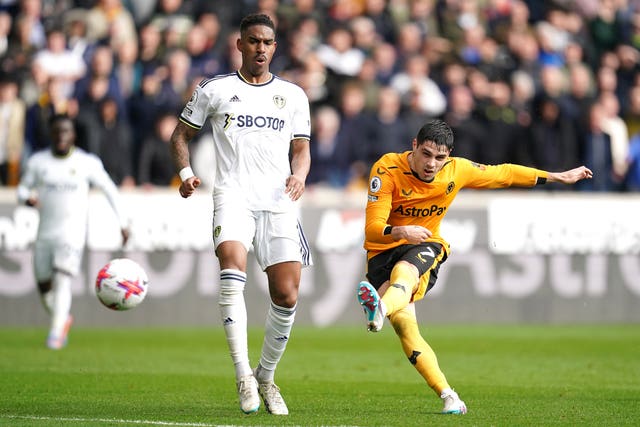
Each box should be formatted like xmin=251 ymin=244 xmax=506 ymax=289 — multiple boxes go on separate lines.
xmin=121 ymin=228 xmax=130 ymax=246
xmin=285 ymin=174 xmax=305 ymax=201
xmin=395 ymin=225 xmax=432 ymax=244
xmin=548 ymin=166 xmax=593 ymax=184
xmin=25 ymin=197 xmax=38 ymax=207
xmin=179 ymin=176 xmax=201 ymax=198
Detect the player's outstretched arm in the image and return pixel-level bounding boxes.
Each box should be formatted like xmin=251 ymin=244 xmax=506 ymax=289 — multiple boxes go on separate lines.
xmin=546 ymin=166 xmax=593 ymax=185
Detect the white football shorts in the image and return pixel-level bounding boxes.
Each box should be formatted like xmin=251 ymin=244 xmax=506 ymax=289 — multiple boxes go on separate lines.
xmin=212 ymin=206 xmax=312 ymax=271
xmin=33 ymin=240 xmax=83 ymax=281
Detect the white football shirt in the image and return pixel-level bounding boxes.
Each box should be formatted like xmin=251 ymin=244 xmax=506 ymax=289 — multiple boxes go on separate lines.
xmin=16 ymin=147 xmax=127 ymax=247
xmin=180 ymin=71 xmax=311 ymax=212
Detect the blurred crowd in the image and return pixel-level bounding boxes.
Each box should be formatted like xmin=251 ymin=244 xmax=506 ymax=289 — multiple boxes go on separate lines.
xmin=1 ymin=0 xmax=640 ymax=192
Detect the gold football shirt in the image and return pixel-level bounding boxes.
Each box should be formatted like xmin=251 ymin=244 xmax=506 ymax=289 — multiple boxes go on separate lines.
xmin=364 ymin=151 xmax=549 ymax=258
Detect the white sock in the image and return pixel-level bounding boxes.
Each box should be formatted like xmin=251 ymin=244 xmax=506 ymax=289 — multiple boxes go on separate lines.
xmin=218 ymin=269 xmax=251 ymax=380
xmin=50 ymin=272 xmax=71 ymax=338
xmin=40 ymin=288 xmax=54 ymax=315
xmin=257 ymin=302 xmax=296 ymax=383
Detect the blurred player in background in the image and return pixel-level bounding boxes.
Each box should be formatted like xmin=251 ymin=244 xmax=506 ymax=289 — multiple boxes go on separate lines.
xmin=169 ymin=13 xmax=311 ymax=416
xmin=357 ymin=119 xmax=593 ymax=414
xmin=17 ymin=114 xmax=129 ymax=350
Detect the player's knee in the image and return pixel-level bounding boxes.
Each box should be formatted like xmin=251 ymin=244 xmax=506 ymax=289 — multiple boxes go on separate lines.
xmin=269 ymin=289 xmax=297 ymax=308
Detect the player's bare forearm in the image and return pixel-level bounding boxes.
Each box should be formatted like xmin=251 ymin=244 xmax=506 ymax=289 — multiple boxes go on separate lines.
xmin=170 ymin=120 xmax=201 ymax=198
xmin=547 ymin=166 xmax=593 ymax=184
xmin=286 ymin=138 xmax=311 ymax=201
xmin=391 ymin=225 xmax=433 ymax=243
xmin=169 ymin=121 xmax=198 ymax=171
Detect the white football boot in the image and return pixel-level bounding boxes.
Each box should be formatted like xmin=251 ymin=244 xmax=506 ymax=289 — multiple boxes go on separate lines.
xmin=236 ymin=375 xmax=260 ymax=414
xmin=258 ymin=382 xmax=289 ymax=415
xmin=440 ymin=389 xmax=467 ymax=414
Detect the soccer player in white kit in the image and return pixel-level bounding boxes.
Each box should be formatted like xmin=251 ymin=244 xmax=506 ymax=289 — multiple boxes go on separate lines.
xmin=17 ymin=114 xmax=130 ymax=350
xmin=169 ymin=13 xmax=311 ymax=416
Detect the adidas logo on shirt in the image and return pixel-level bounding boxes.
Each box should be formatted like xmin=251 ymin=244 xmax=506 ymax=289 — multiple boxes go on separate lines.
xmin=229 ymin=95 xmax=241 ymax=102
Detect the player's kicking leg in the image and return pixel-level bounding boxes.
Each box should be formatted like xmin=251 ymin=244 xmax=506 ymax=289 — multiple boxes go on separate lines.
xmin=357 ymin=281 xmax=386 ymax=332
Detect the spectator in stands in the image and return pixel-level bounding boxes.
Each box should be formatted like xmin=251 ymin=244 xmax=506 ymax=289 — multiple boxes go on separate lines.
xmin=394 ymin=21 xmax=425 ymax=65
xmin=623 ymin=85 xmax=640 ymax=138
xmin=588 ymin=0 xmax=625 ymax=62
xmin=0 ymin=12 xmax=11 ymax=57
xmin=626 ymin=130 xmax=640 ymax=191
xmin=24 ymin=76 xmax=72 ymax=156
xmin=614 ymin=44 xmax=639 ymax=109
xmin=32 ymin=27 xmax=86 ymax=97
xmin=528 ymin=96 xmax=580 ymax=186
xmin=13 ymin=0 xmax=46 ymax=51
xmin=579 ymin=102 xmax=615 ymax=191
xmin=598 ymin=90 xmax=629 ymax=186
xmin=406 ymin=0 xmax=442 ymax=43
xmin=507 ymin=31 xmax=543 ymax=91
xmin=63 ymin=8 xmax=95 ymax=66
xmin=218 ymin=29 xmax=242 ymax=74
xmin=476 ymin=34 xmax=515 ymax=82
xmin=114 ymin=38 xmax=142 ymax=100
xmin=370 ymin=41 xmax=398 ymax=86
xmin=73 ymin=45 xmax=126 ymax=116
xmin=84 ymin=0 xmax=137 ymax=50
xmin=359 ymin=85 xmax=413 ymax=170
xmin=363 ymin=0 xmax=396 ymax=44
xmin=127 ymin=70 xmax=166 ymax=145
xmin=74 ymin=74 xmax=111 ymax=153
xmin=559 ymin=62 xmax=597 ymax=139
xmin=439 ymin=61 xmax=468 ymax=100
xmin=185 ymin=24 xmax=220 ymax=82
xmin=156 ymin=48 xmax=192 ymax=114
xmin=315 ymin=26 xmax=365 ymax=80
xmin=137 ymin=23 xmax=164 ymax=77
xmin=307 ymin=104 xmax=350 ymax=188
xmin=0 ymin=73 xmax=25 ymax=185
xmin=137 ymin=111 xmax=178 ymax=188
xmin=335 ymin=80 xmax=370 ymax=188
xmin=510 ymin=69 xmax=535 ymax=128
xmin=389 ymin=53 xmax=447 ymax=119
xmin=2 ymin=13 xmax=40 ymax=89
xmin=149 ymin=0 xmax=194 ymax=50
xmin=479 ymin=79 xmax=528 ymax=165
xmin=92 ymin=97 xmax=135 ymax=187
xmin=444 ymin=84 xmax=487 ymax=162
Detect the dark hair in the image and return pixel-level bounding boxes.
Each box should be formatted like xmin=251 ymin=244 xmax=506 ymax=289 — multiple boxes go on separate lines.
xmin=240 ymin=13 xmax=275 ymax=35
xmin=48 ymin=113 xmax=73 ymax=127
xmin=415 ymin=119 xmax=454 ymax=151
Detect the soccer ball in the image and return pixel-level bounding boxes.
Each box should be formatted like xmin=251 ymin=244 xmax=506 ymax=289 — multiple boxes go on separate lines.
xmin=95 ymin=258 xmax=149 ymax=311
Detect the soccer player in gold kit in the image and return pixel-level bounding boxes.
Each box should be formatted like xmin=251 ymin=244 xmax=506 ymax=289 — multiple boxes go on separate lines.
xmin=357 ymin=119 xmax=593 ymax=414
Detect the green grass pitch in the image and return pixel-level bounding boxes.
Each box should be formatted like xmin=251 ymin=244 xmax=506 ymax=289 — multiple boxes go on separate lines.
xmin=0 ymin=325 xmax=638 ymax=426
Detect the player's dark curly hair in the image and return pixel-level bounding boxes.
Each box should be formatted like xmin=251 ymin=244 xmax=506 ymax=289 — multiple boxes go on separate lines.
xmin=415 ymin=119 xmax=454 ymax=151
xmin=240 ymin=13 xmax=275 ymax=35
xmin=48 ymin=113 xmax=73 ymax=127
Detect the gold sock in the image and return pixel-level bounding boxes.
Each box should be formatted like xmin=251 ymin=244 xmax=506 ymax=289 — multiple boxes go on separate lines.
xmin=382 ymin=262 xmax=417 ymax=315
xmin=389 ymin=306 xmax=450 ymax=394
